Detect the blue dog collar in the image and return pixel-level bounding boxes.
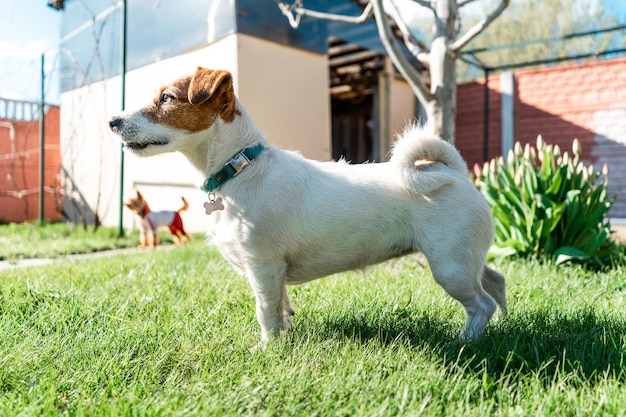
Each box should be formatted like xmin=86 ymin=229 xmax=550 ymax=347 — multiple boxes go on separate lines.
xmin=201 ymin=144 xmax=265 ymax=193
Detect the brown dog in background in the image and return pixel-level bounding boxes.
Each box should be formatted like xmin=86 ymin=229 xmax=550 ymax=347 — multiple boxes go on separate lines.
xmin=125 ymin=189 xmax=192 ymax=248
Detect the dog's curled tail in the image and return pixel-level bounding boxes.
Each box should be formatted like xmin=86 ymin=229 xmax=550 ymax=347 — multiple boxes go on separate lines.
xmin=390 ymin=124 xmax=468 ymax=194
xmin=178 ymin=197 xmax=190 ymax=213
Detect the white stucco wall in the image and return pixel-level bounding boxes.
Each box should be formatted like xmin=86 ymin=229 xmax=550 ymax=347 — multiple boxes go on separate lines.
xmin=389 ymin=74 xmax=418 ymax=144
xmin=236 ymin=35 xmax=331 ymax=160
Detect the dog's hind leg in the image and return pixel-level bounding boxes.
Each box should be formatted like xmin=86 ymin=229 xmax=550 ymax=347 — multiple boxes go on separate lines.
xmin=482 ymin=266 xmax=507 ymax=315
xmin=170 ymin=231 xmax=182 ymax=245
xmin=428 ymin=258 xmax=497 ymax=342
xmin=170 ymin=214 xmax=191 ymax=244
xmin=178 ymin=229 xmax=192 ymax=243
xmin=246 ymin=262 xmax=292 ymax=346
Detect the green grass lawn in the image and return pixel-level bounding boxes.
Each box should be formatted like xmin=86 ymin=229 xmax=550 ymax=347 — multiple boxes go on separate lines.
xmin=0 ymin=222 xmax=203 ymax=262
xmin=1 ymin=226 xmax=626 ymax=415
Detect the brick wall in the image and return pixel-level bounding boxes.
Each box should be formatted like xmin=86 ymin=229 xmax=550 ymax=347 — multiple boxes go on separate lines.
xmin=0 ymin=102 xmax=62 ymax=223
xmin=456 ymin=57 xmax=626 ymax=218
xmin=456 ymin=76 xmax=503 ymax=166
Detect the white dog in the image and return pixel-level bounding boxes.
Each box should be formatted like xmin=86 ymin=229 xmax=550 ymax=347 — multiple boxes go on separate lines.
xmin=109 ymin=67 xmax=507 ymax=347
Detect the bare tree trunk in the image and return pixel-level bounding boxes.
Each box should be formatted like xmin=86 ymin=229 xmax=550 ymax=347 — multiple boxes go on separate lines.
xmin=428 ymin=0 xmax=458 ymax=143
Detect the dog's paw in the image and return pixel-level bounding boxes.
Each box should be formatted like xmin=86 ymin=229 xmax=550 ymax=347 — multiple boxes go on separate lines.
xmin=249 ymin=340 xmax=267 ymax=354
xmin=249 ymin=330 xmax=292 ymax=353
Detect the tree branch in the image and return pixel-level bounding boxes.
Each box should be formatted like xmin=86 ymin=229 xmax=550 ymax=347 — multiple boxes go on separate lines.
xmin=458 ymin=0 xmax=479 ymax=8
xmin=371 ymin=0 xmax=433 ymax=104
xmin=450 ymin=0 xmax=509 ymax=52
xmin=276 ymin=1 xmax=373 ymax=29
xmin=410 ymin=0 xmax=434 ymax=10
xmin=385 ymin=0 xmax=431 ymax=66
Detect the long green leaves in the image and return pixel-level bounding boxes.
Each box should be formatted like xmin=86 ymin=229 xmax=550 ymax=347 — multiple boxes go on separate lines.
xmin=474 ymin=136 xmax=619 ymax=268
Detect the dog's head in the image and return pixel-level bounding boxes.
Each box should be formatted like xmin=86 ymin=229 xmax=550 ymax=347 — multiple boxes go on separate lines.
xmin=124 ymin=189 xmax=147 ymax=215
xmin=108 ymin=67 xmax=239 ymax=157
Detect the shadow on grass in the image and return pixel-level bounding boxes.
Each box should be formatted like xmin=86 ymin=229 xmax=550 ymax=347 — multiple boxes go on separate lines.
xmin=315 ymin=306 xmax=626 ymax=382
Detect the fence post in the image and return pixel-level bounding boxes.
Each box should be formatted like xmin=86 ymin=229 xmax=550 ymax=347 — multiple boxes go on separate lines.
xmin=39 ymin=53 xmax=45 ymax=224
xmin=117 ymin=0 xmax=127 ymax=237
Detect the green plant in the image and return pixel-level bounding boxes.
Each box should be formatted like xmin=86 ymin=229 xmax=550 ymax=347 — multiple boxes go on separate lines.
xmin=473 ymin=136 xmax=619 ymax=268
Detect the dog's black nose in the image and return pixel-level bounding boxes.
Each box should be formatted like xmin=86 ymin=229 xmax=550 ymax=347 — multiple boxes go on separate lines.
xmin=109 ymin=116 xmax=122 ymax=131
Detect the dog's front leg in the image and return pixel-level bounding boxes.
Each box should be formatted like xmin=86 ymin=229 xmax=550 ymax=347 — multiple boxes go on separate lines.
xmin=246 ymin=263 xmax=291 ymax=348
xmin=139 ymin=232 xmax=148 ymax=248
xmin=149 ymin=229 xmax=158 ymax=248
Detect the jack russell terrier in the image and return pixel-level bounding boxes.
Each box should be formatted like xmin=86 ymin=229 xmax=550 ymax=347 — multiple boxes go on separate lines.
xmin=109 ymin=67 xmax=507 ymax=348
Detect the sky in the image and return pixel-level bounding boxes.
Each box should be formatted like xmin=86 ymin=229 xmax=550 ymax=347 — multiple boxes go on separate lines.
xmin=0 ymin=0 xmax=624 ymax=105
xmin=0 ymin=1 xmax=62 ymax=104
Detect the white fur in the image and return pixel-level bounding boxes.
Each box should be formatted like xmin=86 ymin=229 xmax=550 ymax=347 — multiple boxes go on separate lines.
xmin=110 ymin=71 xmax=507 ymax=347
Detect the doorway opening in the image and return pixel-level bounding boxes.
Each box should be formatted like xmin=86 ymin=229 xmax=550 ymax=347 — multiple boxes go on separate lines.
xmin=329 ymin=37 xmax=385 ymax=163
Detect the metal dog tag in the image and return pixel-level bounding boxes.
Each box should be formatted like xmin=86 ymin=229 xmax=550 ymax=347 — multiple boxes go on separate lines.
xmin=204 ymin=194 xmax=224 ymax=215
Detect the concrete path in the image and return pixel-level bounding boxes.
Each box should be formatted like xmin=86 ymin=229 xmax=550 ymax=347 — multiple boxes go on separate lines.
xmin=0 ymin=246 xmax=174 ymax=272
xmin=1 ymin=224 xmax=624 ymax=273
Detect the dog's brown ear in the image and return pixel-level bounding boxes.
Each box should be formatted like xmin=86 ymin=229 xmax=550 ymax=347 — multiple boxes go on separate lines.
xmin=188 ymin=67 xmax=236 ymax=121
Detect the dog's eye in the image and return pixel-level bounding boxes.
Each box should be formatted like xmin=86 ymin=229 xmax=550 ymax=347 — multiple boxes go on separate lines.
xmin=159 ymin=93 xmax=174 ymax=104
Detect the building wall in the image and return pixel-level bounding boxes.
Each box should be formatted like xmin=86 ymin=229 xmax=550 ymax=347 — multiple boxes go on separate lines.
xmin=456 ymin=56 xmax=626 ymax=218
xmin=389 ymin=73 xmax=419 ymax=149
xmin=237 ymin=35 xmax=330 ymax=159
xmin=0 ymin=103 xmax=62 ymax=223
xmin=456 ymin=76 xmax=503 ymax=166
